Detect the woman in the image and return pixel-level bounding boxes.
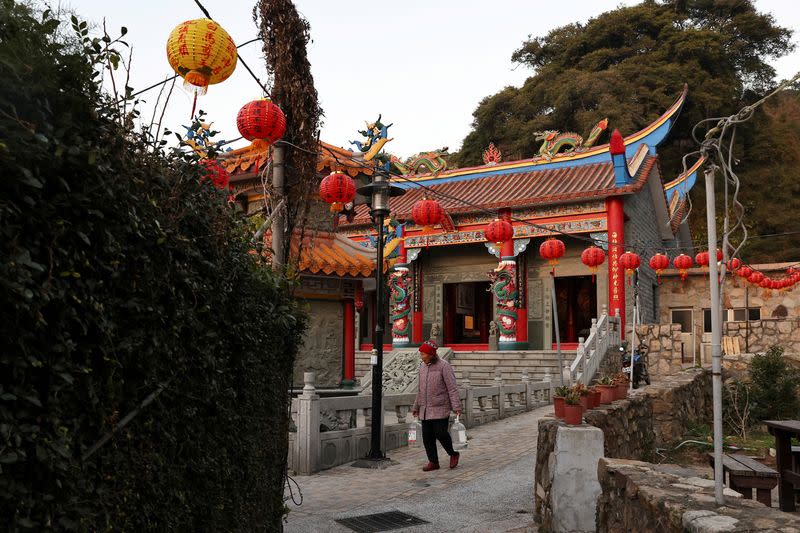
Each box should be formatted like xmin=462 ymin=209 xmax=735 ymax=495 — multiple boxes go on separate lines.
xmin=411 ymin=340 xmax=462 ymax=471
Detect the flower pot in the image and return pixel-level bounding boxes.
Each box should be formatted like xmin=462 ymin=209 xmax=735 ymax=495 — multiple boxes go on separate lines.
xmin=598 ymin=385 xmax=615 ymax=404
xmin=615 ymin=383 xmax=628 ymax=399
xmin=579 ymin=394 xmax=591 ymax=411
xmin=553 ymin=396 xmax=565 ymax=418
xmin=563 ymin=404 xmax=583 ymax=425
xmin=591 ymin=390 xmax=601 ymax=408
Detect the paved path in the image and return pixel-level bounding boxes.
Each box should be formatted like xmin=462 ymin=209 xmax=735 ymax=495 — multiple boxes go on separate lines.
xmin=284 ymin=405 xmax=551 ymax=533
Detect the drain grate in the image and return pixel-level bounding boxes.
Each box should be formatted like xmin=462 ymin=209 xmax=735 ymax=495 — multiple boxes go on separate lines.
xmin=335 ymin=510 xmax=429 ymax=532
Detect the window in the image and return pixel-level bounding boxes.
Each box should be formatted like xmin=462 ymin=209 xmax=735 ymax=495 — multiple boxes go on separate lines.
xmin=671 ymin=308 xmax=693 ymax=333
xmin=703 ymin=308 xmax=761 ymax=333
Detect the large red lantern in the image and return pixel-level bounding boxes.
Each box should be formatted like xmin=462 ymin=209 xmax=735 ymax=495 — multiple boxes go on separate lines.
xmin=673 ymin=254 xmax=693 ymax=281
xmin=619 ymin=251 xmax=641 ymax=276
xmin=748 ymin=271 xmax=764 ymax=285
xmin=319 ymin=172 xmax=355 ymax=212
xmin=412 ymin=198 xmax=445 ymax=232
xmin=539 ymin=238 xmax=566 ymax=274
xmin=727 ymin=258 xmax=741 ymax=272
xmin=649 ymin=253 xmax=670 ymax=284
xmin=236 ymin=99 xmax=286 ymax=142
xmin=695 ymin=251 xmax=709 ymax=269
xmin=581 ymin=246 xmax=606 ymax=282
xmin=200 ymin=159 xmax=230 ymax=189
xmin=485 ymin=218 xmax=514 ymax=246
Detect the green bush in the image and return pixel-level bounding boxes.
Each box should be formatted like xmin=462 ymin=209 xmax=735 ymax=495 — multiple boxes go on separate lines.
xmin=749 ymin=346 xmax=800 ymax=422
xmin=1 ymin=2 xmax=305 ymax=530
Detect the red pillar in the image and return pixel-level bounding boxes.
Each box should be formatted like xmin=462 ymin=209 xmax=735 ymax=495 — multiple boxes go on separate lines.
xmin=607 ymin=197 xmax=625 ymax=338
xmin=499 ymin=210 xmax=528 ymax=346
xmin=342 ymin=298 xmax=355 ymax=385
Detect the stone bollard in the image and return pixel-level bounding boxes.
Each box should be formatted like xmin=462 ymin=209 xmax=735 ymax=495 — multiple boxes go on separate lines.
xmin=296 ymin=372 xmax=320 ymax=475
xmin=462 ymin=371 xmax=474 ymax=428
xmin=521 ymin=370 xmax=531 ymax=409
xmin=494 ymin=368 xmax=505 ymax=418
xmin=543 ymin=369 xmax=553 ymax=401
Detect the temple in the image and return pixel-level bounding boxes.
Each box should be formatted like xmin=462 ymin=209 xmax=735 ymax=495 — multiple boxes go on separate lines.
xmin=220 ymin=86 xmax=705 ymax=388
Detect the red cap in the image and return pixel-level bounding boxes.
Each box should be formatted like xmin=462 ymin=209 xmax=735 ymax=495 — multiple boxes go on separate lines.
xmin=609 ymin=129 xmax=625 ymax=155
xmin=419 ymin=340 xmax=438 ymax=356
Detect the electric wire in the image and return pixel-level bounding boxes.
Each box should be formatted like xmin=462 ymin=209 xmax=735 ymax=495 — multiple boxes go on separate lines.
xmin=192 ymin=0 xmax=272 ymax=98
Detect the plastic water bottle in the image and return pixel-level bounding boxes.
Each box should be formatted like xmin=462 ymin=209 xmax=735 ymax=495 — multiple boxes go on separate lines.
xmin=450 ymin=414 xmax=468 ymax=451
xmin=408 ymin=417 xmax=420 ymax=447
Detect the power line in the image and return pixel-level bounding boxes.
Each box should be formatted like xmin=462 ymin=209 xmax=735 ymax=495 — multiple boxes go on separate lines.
xmin=276 ymin=138 xmax=800 ymax=263
xmin=192 ymin=0 xmax=272 ymax=99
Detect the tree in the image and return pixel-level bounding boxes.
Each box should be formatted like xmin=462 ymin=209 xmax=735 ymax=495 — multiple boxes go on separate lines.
xmin=454 ymin=0 xmax=796 ymax=261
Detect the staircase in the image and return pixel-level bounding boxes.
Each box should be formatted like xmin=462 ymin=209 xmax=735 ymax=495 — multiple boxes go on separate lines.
xmin=449 ymin=350 xmax=570 ymax=385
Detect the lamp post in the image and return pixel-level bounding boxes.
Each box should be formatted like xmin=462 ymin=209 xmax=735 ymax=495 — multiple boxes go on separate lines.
xmin=356 ymin=170 xmax=405 ymax=463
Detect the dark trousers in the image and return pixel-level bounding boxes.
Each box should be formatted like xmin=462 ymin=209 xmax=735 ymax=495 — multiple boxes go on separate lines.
xmin=421 ymin=417 xmax=456 ymax=464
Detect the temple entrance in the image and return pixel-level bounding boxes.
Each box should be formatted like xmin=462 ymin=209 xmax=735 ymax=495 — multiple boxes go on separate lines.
xmin=443 ymin=282 xmax=492 ymax=346
xmin=553 ymin=275 xmax=597 ymax=345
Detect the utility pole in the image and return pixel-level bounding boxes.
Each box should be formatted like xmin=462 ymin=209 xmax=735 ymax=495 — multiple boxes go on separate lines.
xmin=704 ymin=165 xmax=725 ymax=505
xmin=271 ymin=144 xmax=286 ymax=268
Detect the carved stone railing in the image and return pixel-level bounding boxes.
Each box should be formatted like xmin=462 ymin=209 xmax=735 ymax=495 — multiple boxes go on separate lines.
xmin=289 ymin=370 xmax=551 ymax=475
xmin=569 ymin=306 xmax=622 ymax=385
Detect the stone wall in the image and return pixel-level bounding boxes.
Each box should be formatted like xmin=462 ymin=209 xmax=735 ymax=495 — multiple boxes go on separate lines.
xmin=535 ymin=369 xmax=712 ymax=529
xmin=646 ymin=368 xmax=712 ymax=445
xmin=724 ymin=317 xmax=800 ymax=356
xmin=596 ymin=343 xmax=623 ymax=382
xmin=596 ymin=458 xmax=800 ymax=532
xmin=583 ymin=394 xmax=655 ymax=461
xmin=635 ymin=323 xmax=684 ymax=379
xmin=294 ymin=299 xmax=343 ymax=388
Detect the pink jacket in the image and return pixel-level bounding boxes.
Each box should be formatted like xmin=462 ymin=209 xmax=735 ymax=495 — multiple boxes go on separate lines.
xmin=412 ymin=358 xmax=462 ymax=420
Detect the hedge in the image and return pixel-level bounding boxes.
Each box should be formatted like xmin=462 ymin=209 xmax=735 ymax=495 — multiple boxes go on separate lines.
xmin=0 ymin=2 xmax=305 ymax=530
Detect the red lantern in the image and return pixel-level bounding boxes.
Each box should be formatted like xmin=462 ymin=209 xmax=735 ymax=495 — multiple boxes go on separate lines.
xmin=200 ymin=159 xmax=230 ymax=189
xmin=673 ymin=254 xmax=693 ymax=281
xmin=695 ymin=251 xmax=709 ymax=269
xmin=759 ymin=278 xmax=771 ymax=288
xmin=714 ymin=249 xmax=723 ymax=262
xmin=619 ymin=251 xmax=641 ymax=276
xmin=649 ymin=253 xmax=670 ymax=284
xmin=727 ymin=258 xmax=741 ymax=271
xmin=412 ymin=198 xmax=445 ymax=232
xmin=485 ymin=218 xmax=514 ymax=247
xmin=236 ymin=99 xmax=286 ymax=142
xmin=737 ymin=266 xmax=752 ymax=279
xmin=539 ymin=238 xmax=566 ymax=274
xmin=581 ymin=246 xmax=606 ymax=282
xmin=319 ymin=172 xmax=356 ymax=212
xmin=748 ymin=271 xmax=764 ymax=285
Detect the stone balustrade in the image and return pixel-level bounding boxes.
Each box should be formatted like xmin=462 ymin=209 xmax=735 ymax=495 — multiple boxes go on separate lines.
xmin=289 ymin=370 xmax=552 ymax=474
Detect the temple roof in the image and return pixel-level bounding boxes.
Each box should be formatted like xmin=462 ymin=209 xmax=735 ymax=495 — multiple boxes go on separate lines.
xmin=349 ymin=152 xmax=658 ymax=225
xmin=219 ymin=140 xmax=372 ymax=180
xmin=289 ymin=231 xmax=375 ymax=277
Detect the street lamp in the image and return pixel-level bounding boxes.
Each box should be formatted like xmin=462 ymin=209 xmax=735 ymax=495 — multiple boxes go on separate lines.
xmin=356 ymin=170 xmax=405 ymax=463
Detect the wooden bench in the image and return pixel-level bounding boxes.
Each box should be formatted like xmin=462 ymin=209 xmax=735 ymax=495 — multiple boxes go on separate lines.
xmin=707 ymin=453 xmax=778 ymax=506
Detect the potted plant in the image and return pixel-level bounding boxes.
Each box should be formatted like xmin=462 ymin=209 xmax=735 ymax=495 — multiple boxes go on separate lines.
xmin=573 ymin=383 xmax=591 ymax=411
xmin=612 ymin=373 xmax=629 ymax=400
xmin=588 ymin=385 xmax=601 ymax=408
xmin=553 ymin=385 xmax=570 ymax=419
xmin=563 ymin=392 xmax=583 ymax=425
xmin=596 ymin=376 xmax=615 ymax=404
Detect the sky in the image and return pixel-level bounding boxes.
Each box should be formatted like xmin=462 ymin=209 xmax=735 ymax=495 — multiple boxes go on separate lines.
xmin=66 ymin=0 xmax=800 ymax=158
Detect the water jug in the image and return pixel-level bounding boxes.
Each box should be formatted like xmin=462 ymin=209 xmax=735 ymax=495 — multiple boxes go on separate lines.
xmin=450 ymin=414 xmax=468 ymax=451
xmin=408 ymin=417 xmax=420 ymax=447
